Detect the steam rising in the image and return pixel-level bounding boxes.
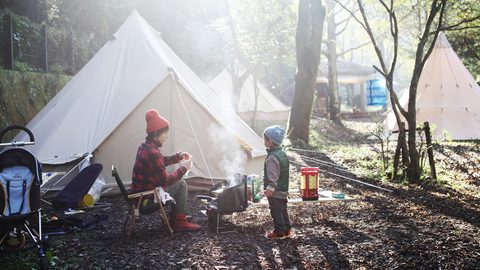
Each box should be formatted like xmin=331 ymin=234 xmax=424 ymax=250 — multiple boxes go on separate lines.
xmin=208 ymin=124 xmax=247 ymax=186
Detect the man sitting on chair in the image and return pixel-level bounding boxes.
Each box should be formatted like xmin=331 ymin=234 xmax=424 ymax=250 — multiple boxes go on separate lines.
xmin=131 ymin=109 xmax=201 ymax=232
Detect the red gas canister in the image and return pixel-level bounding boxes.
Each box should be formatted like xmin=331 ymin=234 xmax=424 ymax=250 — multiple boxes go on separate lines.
xmin=300 ymin=167 xmax=319 ymax=201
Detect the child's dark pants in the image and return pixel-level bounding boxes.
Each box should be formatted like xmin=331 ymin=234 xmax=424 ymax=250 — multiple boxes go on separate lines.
xmin=267 ymin=197 xmax=291 ymax=233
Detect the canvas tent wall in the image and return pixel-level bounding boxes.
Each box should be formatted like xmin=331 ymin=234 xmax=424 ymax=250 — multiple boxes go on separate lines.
xmin=384 ymin=32 xmax=480 ymax=140
xmin=208 ymin=69 xmax=290 ymax=125
xmin=13 ymin=10 xmax=266 ymax=192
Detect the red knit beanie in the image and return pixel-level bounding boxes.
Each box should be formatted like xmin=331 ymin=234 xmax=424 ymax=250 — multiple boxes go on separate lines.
xmin=145 ymin=109 xmax=169 ymax=133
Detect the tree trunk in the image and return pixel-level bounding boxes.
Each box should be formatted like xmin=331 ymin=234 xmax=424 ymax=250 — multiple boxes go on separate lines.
xmin=349 ymin=0 xmax=449 ymax=183
xmin=2 ymin=14 xmax=13 ymax=70
xmin=288 ymin=0 xmax=326 ymax=142
xmin=406 ymin=69 xmax=422 ymax=181
xmin=251 ymin=76 xmax=260 ymax=129
xmin=230 ymin=68 xmax=249 ymax=111
xmin=326 ymin=0 xmax=341 ymax=123
xmin=404 ymin=1 xmax=448 ymax=182
xmin=225 ymin=0 xmax=249 ymax=110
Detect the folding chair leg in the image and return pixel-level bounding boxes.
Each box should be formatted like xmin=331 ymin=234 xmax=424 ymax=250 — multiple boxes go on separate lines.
xmin=126 ymin=215 xmax=136 ymax=240
xmin=153 ymin=190 xmax=173 ymax=235
xmin=123 ymin=208 xmax=131 ymax=234
xmin=122 ymin=214 xmax=129 ymax=235
xmin=124 ymin=207 xmax=136 ymax=240
xmin=158 ymin=203 xmax=174 ymax=236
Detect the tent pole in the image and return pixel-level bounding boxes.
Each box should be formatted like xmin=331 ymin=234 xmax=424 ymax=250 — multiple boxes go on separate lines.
xmin=170 ymin=69 xmax=215 ymax=185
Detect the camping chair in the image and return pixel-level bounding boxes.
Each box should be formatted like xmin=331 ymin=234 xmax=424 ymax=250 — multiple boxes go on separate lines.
xmin=111 ymin=166 xmax=173 ymax=239
xmin=0 ymin=126 xmax=48 ymax=269
xmin=51 ymin=163 xmax=103 ymax=210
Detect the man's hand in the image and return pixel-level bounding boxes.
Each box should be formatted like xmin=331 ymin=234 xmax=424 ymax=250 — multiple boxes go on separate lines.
xmin=179 ymin=159 xmax=192 ymax=170
xmin=264 ymin=189 xmax=274 ymax=198
xmin=180 ymin=152 xmax=191 ymax=160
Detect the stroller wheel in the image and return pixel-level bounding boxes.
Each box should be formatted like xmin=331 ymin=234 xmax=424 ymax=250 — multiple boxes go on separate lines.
xmin=2 ymin=230 xmax=26 ymax=251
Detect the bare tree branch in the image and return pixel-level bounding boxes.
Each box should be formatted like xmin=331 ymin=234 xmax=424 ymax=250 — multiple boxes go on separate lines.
xmin=334 ymin=0 xmax=367 ymax=31
xmin=442 ymin=14 xmax=480 ymax=30
xmin=337 ymin=41 xmax=371 ymax=57
xmin=335 ymin=14 xmax=354 ymax=36
xmin=356 ymin=0 xmax=388 ymax=73
xmin=373 ymin=65 xmax=387 ymax=78
xmin=442 ymin=25 xmax=480 ymax=31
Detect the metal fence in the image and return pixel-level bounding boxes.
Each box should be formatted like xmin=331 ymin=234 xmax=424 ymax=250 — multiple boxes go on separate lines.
xmin=0 ymin=12 xmax=92 ymax=75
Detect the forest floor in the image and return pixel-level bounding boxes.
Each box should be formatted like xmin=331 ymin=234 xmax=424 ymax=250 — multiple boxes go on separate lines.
xmin=1 ymin=117 xmax=479 ymax=269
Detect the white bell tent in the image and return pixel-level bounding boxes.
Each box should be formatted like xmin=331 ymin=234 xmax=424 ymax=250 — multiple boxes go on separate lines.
xmin=13 ymin=10 xmax=266 ymax=191
xmin=384 ymin=32 xmax=480 ymax=140
xmin=208 ymin=69 xmax=290 ymax=125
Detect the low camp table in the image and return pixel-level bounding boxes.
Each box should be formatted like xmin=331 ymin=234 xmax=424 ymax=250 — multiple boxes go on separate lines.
xmin=253 ymin=189 xmax=355 ymax=205
xmin=202 ymin=189 xmax=355 ymax=233
xmin=251 ymin=189 xmax=356 ymax=225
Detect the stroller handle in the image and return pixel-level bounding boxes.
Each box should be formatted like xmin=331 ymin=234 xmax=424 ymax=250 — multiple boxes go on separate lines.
xmin=0 ymin=125 xmax=35 ymax=147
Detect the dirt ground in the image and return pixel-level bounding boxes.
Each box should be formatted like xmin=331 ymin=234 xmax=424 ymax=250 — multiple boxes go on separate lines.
xmin=1 ymin=119 xmax=479 ymax=269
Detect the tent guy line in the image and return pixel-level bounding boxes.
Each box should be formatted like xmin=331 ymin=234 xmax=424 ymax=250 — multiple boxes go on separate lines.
xmin=289 ymin=157 xmax=393 ymax=193
xmin=171 ymin=69 xmax=215 ymax=186
xmin=290 ymin=147 xmax=350 ymax=169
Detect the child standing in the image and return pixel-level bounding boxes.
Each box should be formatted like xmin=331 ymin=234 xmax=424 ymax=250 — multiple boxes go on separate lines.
xmin=263 ymin=125 xmax=292 ymax=239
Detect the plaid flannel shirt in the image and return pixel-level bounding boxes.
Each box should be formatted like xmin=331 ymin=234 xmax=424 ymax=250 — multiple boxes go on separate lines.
xmin=131 ymin=140 xmax=186 ymax=193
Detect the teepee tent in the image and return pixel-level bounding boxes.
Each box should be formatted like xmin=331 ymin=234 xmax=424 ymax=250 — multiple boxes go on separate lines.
xmin=385 ymin=32 xmax=480 ymax=140
xmin=208 ymin=69 xmax=290 ymax=124
xmin=14 ymin=10 xmax=266 ymax=191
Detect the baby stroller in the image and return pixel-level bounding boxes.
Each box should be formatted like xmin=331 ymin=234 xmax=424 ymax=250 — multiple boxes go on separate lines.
xmin=0 ymin=125 xmax=48 ymax=268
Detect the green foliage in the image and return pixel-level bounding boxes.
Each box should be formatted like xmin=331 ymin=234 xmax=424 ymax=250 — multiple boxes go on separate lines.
xmin=13 ymin=61 xmax=36 ymax=72
xmin=0 ymin=250 xmax=39 ymax=269
xmin=309 ymin=123 xmax=387 ymax=181
xmin=213 ymin=0 xmax=297 ymax=93
xmin=445 ymin=0 xmax=480 ymax=80
xmin=0 ymin=2 xmax=132 ymax=74
xmin=1 ymin=1 xmax=299 ymax=95
xmin=310 ymin=120 xmax=478 ymax=193
xmin=0 ymin=69 xmax=71 ymax=134
xmin=0 ymin=247 xmax=62 ymax=270
xmin=45 ymin=249 xmax=61 ymax=268
xmin=306 ymin=119 xmax=472 ymax=186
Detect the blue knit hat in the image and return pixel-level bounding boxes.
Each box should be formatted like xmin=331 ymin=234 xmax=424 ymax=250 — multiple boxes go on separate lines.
xmin=264 ymin=125 xmax=286 ymax=146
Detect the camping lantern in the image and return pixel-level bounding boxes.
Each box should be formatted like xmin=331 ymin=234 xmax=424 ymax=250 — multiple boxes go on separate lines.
xmin=300 ymin=167 xmax=319 ymax=201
